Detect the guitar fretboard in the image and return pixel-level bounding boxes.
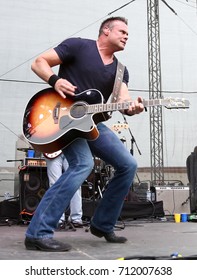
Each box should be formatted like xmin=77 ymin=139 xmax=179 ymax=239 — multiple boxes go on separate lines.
xmin=88 ymin=102 xmax=131 ymax=113
xmin=87 ymin=98 xmax=189 ymax=114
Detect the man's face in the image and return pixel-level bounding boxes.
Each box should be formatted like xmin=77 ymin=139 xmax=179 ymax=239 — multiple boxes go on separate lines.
xmin=106 ymin=21 xmax=129 ymax=51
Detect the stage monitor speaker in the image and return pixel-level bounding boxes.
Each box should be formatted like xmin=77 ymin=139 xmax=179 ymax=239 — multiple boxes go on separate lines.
xmin=19 ymin=167 xmax=49 ymax=215
xmin=155 ymin=185 xmax=190 ymax=215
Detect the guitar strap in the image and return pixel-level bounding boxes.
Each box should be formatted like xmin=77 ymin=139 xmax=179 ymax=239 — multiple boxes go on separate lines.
xmin=110 ymin=60 xmax=125 ymax=103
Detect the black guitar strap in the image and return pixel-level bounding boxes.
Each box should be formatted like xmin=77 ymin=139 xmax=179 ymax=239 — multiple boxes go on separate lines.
xmin=110 ymin=61 xmax=125 ymax=103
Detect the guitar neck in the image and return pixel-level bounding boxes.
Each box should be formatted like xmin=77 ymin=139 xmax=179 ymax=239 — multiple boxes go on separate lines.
xmin=87 ymin=98 xmax=189 ymax=114
xmin=87 ymin=100 xmax=143 ymax=114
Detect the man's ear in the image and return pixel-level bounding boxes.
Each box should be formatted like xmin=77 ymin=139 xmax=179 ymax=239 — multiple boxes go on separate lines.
xmin=103 ymin=26 xmax=110 ymax=36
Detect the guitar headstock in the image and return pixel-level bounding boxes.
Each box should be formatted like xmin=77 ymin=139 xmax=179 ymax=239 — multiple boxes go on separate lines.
xmin=111 ymin=123 xmax=129 ymax=131
xmin=164 ymin=98 xmax=190 ymax=109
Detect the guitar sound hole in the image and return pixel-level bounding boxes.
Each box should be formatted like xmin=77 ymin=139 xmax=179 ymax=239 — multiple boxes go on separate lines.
xmin=70 ymin=103 xmax=87 ymax=119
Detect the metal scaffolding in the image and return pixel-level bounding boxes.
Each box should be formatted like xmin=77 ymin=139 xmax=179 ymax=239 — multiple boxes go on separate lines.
xmin=147 ymin=0 xmax=164 ymax=184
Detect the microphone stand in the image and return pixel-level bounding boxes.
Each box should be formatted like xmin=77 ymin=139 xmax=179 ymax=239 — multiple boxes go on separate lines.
xmin=122 ymin=114 xmax=141 ymax=185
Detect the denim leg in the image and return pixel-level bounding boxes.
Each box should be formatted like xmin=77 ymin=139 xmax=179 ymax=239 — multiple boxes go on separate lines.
xmin=25 ymin=139 xmax=94 ymax=239
xmin=89 ymin=123 xmax=137 ymax=233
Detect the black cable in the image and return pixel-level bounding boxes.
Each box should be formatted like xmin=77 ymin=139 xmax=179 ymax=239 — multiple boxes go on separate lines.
xmin=108 ymin=0 xmax=136 ymax=15
xmin=0 ymin=1 xmax=136 ymax=79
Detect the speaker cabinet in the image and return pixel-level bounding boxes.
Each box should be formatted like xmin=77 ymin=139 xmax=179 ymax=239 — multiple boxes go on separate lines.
xmin=19 ymin=167 xmax=49 ymax=215
xmin=155 ymin=185 xmax=190 ymax=214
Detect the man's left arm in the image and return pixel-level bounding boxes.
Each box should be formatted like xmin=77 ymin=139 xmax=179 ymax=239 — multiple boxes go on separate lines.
xmin=117 ymin=83 xmax=144 ymax=116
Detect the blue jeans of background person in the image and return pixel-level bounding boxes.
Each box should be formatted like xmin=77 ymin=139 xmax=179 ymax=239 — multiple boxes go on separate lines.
xmin=25 ymin=123 xmax=137 ymax=239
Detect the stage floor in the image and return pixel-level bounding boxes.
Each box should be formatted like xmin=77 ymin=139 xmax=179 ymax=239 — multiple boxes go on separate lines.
xmin=0 ymin=216 xmax=197 ymax=260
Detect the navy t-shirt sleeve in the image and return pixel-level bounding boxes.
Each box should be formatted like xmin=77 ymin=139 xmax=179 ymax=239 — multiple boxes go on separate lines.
xmin=123 ymin=67 xmax=129 ymax=85
xmin=54 ymin=38 xmax=82 ymax=63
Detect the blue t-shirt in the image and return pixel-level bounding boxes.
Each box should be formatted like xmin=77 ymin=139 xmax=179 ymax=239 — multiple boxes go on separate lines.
xmin=54 ymin=38 xmax=129 ymax=102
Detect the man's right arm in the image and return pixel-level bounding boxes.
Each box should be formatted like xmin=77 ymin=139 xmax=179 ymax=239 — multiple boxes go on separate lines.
xmin=31 ymin=49 xmax=61 ymax=83
xmin=31 ymin=49 xmax=76 ymax=98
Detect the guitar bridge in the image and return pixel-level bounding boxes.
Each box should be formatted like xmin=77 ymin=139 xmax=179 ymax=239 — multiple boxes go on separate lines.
xmin=53 ymin=102 xmax=61 ymax=124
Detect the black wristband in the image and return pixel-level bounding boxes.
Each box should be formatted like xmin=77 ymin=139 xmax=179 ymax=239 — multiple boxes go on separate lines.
xmin=48 ymin=74 xmax=61 ymax=88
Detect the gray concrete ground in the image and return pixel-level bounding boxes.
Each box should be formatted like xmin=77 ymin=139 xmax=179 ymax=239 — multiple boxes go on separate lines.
xmin=0 ymin=217 xmax=197 ymax=260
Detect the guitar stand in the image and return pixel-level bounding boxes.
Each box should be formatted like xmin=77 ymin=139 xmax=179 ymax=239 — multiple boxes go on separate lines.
xmin=57 ymin=219 xmax=77 ymax=232
xmin=57 ymin=212 xmax=90 ymax=232
xmin=122 ymin=114 xmax=141 ymax=186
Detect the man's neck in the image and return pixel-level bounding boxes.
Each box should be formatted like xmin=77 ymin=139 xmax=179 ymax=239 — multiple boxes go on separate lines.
xmin=96 ymin=40 xmax=114 ymax=64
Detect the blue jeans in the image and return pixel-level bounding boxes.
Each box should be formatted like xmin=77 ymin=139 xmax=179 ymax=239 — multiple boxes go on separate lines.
xmin=26 ymin=123 xmax=137 ymax=239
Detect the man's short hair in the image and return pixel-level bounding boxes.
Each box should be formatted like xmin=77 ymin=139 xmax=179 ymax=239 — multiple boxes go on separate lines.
xmin=98 ymin=16 xmax=128 ymax=36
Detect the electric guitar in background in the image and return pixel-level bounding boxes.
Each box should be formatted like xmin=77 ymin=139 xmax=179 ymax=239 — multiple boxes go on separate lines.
xmin=43 ymin=150 xmax=62 ymax=159
xmin=22 ymin=87 xmax=190 ymax=154
xmin=111 ymin=123 xmax=129 ymax=132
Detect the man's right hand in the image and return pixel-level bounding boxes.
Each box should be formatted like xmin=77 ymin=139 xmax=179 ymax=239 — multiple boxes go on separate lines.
xmin=54 ymin=78 xmax=77 ymax=99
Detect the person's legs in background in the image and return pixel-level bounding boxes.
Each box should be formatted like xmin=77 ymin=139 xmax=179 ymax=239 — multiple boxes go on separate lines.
xmin=46 ymin=153 xmax=83 ymax=227
xmin=68 ymin=187 xmax=83 ymax=227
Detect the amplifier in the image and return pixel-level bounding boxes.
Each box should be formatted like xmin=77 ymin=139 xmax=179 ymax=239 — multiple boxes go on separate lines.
xmin=155 ymin=185 xmax=190 ymax=215
xmin=24 ymin=158 xmax=47 ymax=167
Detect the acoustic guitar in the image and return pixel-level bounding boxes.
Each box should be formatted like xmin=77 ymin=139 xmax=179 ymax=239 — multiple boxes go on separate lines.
xmin=22 ymin=87 xmax=189 ymax=153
